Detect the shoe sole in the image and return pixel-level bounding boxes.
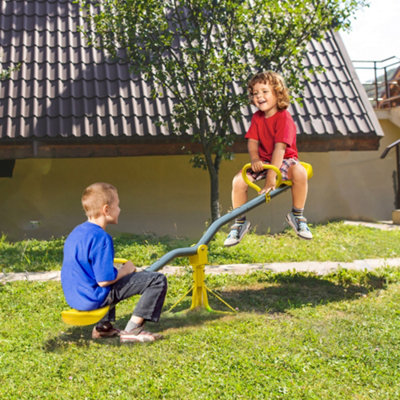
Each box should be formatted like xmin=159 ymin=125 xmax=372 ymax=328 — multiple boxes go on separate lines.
xmin=285 ymin=215 xmax=312 ymax=240
xmin=224 ymin=222 xmax=251 ymax=247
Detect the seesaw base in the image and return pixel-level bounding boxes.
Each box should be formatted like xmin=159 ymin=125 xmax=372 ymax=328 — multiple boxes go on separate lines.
xmin=168 ymin=245 xmax=237 ymax=314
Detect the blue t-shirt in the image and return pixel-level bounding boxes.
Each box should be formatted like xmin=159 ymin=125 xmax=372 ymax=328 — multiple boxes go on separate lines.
xmin=61 ymin=221 xmax=118 ymax=310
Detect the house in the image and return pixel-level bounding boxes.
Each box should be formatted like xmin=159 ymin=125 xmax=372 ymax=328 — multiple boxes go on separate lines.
xmin=379 ymin=65 xmax=400 ymax=109
xmin=0 ymin=0 xmax=391 ymax=241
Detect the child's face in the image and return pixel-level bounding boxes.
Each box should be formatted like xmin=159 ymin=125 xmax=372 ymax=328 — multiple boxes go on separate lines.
xmin=251 ymin=82 xmax=278 ymax=118
xmin=106 ymin=193 xmax=121 ymax=225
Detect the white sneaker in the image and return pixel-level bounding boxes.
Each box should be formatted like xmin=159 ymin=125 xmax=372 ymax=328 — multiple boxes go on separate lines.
xmin=224 ymin=220 xmax=251 ymax=247
xmin=286 ymin=212 xmax=313 ymax=240
xmin=120 ymin=327 xmax=163 ymax=343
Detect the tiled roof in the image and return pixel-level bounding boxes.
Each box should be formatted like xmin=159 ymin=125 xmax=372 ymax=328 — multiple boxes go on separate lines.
xmin=0 ymin=0 xmax=383 ymax=159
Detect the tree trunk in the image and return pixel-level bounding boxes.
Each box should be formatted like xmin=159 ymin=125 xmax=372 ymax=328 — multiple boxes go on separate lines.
xmin=209 ymin=164 xmax=220 ymax=222
xmin=201 ymin=140 xmax=221 ymax=222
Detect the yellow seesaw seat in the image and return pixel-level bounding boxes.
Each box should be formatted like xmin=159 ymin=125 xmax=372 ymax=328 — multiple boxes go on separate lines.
xmin=61 ymin=258 xmax=128 ymax=326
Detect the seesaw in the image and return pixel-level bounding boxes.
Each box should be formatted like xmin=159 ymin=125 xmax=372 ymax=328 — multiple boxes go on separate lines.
xmin=62 ymin=162 xmax=312 ymax=325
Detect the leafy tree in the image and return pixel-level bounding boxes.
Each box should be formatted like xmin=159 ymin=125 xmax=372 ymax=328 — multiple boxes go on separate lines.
xmin=78 ymin=0 xmax=367 ymax=221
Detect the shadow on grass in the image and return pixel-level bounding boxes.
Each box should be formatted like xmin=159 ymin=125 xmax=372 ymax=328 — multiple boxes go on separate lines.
xmin=45 ymin=272 xmax=386 ymax=352
xmin=44 ymin=308 xmax=225 ymax=352
xmin=206 ymin=272 xmax=386 ymax=314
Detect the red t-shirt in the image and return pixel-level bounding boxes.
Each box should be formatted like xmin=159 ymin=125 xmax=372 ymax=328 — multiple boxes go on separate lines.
xmin=245 ymin=109 xmax=298 ymax=162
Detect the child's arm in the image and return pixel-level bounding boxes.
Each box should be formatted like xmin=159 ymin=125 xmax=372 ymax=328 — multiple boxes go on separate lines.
xmin=98 ymin=261 xmax=136 ymax=287
xmin=260 ymin=142 xmax=286 ymax=193
xmin=248 ymin=139 xmax=264 ymax=172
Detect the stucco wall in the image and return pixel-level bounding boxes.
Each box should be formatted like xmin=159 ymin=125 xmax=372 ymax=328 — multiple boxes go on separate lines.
xmin=1 ymin=118 xmax=399 ymax=241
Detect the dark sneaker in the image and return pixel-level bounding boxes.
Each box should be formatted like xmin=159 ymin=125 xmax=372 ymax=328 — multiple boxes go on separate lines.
xmin=92 ymin=322 xmax=120 ymax=339
xmin=120 ymin=326 xmax=163 ymax=343
xmin=223 ymin=220 xmax=251 ymax=247
xmin=286 ymin=212 xmax=313 ymax=240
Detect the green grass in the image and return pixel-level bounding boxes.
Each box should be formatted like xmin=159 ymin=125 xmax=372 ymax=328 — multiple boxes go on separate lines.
xmin=2 ymin=221 xmax=400 ymax=273
xmin=2 ymin=268 xmax=400 ymax=399
xmin=2 ymin=221 xmax=400 ymax=398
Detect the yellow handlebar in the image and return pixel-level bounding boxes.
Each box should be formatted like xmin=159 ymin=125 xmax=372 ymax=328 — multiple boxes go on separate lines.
xmin=241 ymin=162 xmax=313 ymax=193
xmin=114 ymin=258 xmax=128 ymax=264
xmin=241 ymin=163 xmax=283 ymax=193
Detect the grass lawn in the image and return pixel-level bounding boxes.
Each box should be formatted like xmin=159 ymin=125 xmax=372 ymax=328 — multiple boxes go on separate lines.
xmin=1 ymin=221 xmax=400 ymax=398
xmin=2 ymin=221 xmax=400 ymax=273
xmin=2 ymin=269 xmax=400 ymax=399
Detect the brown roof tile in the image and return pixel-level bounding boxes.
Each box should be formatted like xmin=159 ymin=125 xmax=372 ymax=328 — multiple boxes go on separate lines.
xmin=0 ymin=0 xmax=383 ymax=158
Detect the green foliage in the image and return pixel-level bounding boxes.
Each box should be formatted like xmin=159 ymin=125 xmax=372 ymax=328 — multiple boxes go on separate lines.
xmin=0 ymin=234 xmax=65 ymax=273
xmin=77 ymin=0 xmax=367 ymax=220
xmin=0 ymin=62 xmax=21 ymax=80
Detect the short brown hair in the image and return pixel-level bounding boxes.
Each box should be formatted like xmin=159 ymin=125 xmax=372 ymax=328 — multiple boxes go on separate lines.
xmin=248 ymin=71 xmax=290 ymax=110
xmin=81 ymin=182 xmax=118 ymax=218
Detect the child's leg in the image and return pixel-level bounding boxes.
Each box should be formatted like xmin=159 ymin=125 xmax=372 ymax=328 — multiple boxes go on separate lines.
xmin=232 ymin=170 xmax=249 ymax=209
xmin=93 ymin=271 xmax=167 ymax=340
xmin=286 ymin=163 xmax=312 ymax=239
xmin=288 ymin=163 xmax=308 ymax=209
xmin=106 ymin=270 xmax=167 ymax=325
xmin=92 ymin=306 xmax=119 ymax=339
xmin=224 ymin=171 xmax=253 ymax=247
xmin=116 ymin=271 xmax=167 ymax=342
xmin=127 ymin=271 xmax=168 ymax=324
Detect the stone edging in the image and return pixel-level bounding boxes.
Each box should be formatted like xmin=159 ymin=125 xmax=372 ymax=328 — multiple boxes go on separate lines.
xmin=2 ymin=257 xmax=400 ymax=283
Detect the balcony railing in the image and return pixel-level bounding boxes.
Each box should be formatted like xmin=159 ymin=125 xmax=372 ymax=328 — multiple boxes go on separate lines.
xmin=352 ymin=56 xmax=400 ymax=109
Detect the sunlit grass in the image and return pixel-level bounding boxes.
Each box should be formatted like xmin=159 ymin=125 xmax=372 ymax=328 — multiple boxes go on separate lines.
xmin=1 ymin=267 xmax=400 ymax=399
xmin=2 ymin=221 xmax=400 ymax=273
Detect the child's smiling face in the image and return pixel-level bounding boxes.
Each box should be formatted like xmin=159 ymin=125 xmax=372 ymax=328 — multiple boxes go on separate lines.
xmin=251 ymin=82 xmax=278 ymax=118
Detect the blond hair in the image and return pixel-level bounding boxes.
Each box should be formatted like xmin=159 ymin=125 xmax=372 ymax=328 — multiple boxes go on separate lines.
xmin=248 ymin=71 xmax=290 ymax=110
xmin=81 ymin=182 xmax=118 ymax=218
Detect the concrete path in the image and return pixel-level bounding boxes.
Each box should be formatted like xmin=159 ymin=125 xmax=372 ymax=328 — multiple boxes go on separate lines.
xmin=2 ymin=220 xmax=399 ymax=283
xmin=2 ymin=257 xmax=400 ymax=284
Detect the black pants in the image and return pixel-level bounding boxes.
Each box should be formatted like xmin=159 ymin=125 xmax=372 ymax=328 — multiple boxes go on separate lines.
xmin=99 ymin=271 xmax=167 ymax=325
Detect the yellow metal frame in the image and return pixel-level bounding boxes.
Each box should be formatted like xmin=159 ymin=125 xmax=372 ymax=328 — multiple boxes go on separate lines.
xmin=168 ymin=245 xmax=237 ymax=313
xmin=242 ymin=161 xmax=313 ymax=195
xmin=61 ymin=258 xmax=128 ymax=326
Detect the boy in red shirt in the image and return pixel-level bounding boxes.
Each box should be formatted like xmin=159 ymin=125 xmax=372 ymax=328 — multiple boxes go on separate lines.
xmin=224 ymin=71 xmax=312 ymax=246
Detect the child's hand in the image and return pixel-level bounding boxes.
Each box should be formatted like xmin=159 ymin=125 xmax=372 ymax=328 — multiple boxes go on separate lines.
xmin=251 ymin=159 xmax=264 ymax=172
xmin=122 ymin=261 xmax=136 ymax=274
xmin=259 ymin=176 xmax=276 ymax=194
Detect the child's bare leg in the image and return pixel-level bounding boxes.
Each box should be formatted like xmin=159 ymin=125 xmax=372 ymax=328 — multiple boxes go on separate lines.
xmin=231 ymin=171 xmax=250 ymax=209
xmin=288 ymin=163 xmax=308 ymax=209
xmin=286 ymin=163 xmax=312 ymax=239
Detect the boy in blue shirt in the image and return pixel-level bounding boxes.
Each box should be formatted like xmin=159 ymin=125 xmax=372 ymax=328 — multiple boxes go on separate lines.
xmin=61 ymin=182 xmax=167 ymax=343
